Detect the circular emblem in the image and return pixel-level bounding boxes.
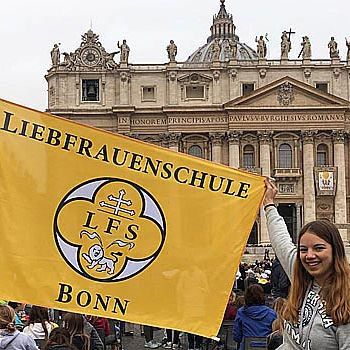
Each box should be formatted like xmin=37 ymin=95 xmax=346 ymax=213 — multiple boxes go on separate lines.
xmin=81 ymin=47 xmax=101 ymax=66
xmin=54 ymin=178 xmax=166 ymax=282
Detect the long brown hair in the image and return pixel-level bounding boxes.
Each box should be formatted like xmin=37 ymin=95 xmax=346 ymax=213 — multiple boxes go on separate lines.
xmin=63 ymin=313 xmax=90 ymax=350
xmin=272 ymin=297 xmax=287 ymax=332
xmin=29 ymin=306 xmax=50 ymax=340
xmin=283 ymin=220 xmax=350 ymax=325
xmin=0 ymin=305 xmax=16 ymax=333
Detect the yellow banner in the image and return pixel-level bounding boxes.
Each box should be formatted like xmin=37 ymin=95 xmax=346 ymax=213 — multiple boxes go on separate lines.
xmin=0 ymin=98 xmax=265 ymax=338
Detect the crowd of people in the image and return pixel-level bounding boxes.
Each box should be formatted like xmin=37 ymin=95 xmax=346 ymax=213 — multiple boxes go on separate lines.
xmin=2 ymin=177 xmax=350 ymax=350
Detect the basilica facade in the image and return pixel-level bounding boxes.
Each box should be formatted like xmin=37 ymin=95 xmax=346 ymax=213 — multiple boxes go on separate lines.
xmin=45 ymin=0 xmax=350 ymax=245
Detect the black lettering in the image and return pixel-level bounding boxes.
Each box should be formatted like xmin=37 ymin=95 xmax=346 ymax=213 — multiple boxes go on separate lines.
xmin=128 ymin=152 xmax=143 ymax=171
xmin=223 ymin=178 xmax=236 ymax=196
xmin=208 ymin=175 xmax=225 ymax=192
xmin=125 ymin=224 xmax=139 ymax=240
xmin=46 ymin=127 xmax=62 ymax=146
xmin=112 ymin=298 xmax=130 ymax=315
xmin=62 ymin=133 xmax=78 ymax=151
xmin=83 ymin=211 xmax=98 ymax=230
xmin=1 ymin=111 xmax=17 ymax=133
xmin=189 ymin=170 xmax=208 ymax=188
xmin=77 ymin=138 xmax=93 ymax=157
xmin=55 ymin=283 xmax=73 ymax=303
xmin=29 ymin=123 xmax=45 ymax=141
xmin=142 ymin=157 xmax=162 ymax=176
xmin=19 ymin=120 xmax=30 ymax=137
xmin=236 ymin=182 xmax=250 ymax=198
xmin=77 ymin=291 xmax=92 ymax=307
xmin=112 ymin=148 xmax=130 ymax=166
xmin=93 ymin=144 xmax=109 ymax=162
xmin=105 ymin=217 xmax=121 ymax=234
xmin=174 ymin=166 xmax=190 ymax=184
xmin=93 ymin=293 xmax=111 ymax=311
xmin=160 ymin=162 xmax=173 ymax=179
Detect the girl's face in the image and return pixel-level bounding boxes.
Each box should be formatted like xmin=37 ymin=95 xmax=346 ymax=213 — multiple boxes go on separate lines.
xmin=299 ymin=231 xmax=333 ymax=286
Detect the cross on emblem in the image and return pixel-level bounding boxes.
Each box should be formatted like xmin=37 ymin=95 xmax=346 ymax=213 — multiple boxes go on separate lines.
xmin=99 ymin=189 xmax=135 ymax=217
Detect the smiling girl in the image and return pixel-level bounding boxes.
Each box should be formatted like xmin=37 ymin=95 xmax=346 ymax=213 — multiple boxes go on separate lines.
xmin=263 ymin=178 xmax=350 ymax=349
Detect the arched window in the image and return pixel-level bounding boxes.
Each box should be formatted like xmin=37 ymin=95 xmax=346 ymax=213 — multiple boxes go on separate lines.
xmin=188 ymin=145 xmax=203 ymax=158
xmin=243 ymin=145 xmax=255 ymax=167
xmin=317 ymin=143 xmax=328 ymax=166
xmin=279 ymin=143 xmax=292 ymax=168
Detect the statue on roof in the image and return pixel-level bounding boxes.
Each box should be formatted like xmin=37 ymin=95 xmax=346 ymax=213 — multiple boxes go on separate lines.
xmin=167 ymin=40 xmax=177 ymax=62
xmin=118 ymin=40 xmax=130 ymax=64
xmin=255 ymin=35 xmax=267 ymax=59
xmin=281 ymin=31 xmax=292 ymax=59
xmin=299 ymin=36 xmax=311 ymax=59
xmin=328 ymin=37 xmax=339 ymax=59
xmin=346 ymin=38 xmax=350 ymax=62
xmin=50 ymin=44 xmax=61 ymax=67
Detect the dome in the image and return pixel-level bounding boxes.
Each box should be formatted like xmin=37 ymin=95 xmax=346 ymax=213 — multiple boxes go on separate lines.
xmin=186 ymin=0 xmax=258 ymax=63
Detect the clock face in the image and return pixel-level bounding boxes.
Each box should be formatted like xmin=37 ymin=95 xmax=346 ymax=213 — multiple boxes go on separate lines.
xmin=81 ymin=48 xmax=101 ymax=66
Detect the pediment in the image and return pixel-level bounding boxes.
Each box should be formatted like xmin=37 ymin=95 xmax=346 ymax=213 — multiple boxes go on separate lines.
xmin=225 ymin=76 xmax=349 ymax=109
xmin=178 ymin=72 xmax=212 ymax=84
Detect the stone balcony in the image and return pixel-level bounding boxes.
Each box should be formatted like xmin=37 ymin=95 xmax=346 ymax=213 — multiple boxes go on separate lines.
xmin=273 ymin=168 xmax=302 ymax=178
xmin=239 ymin=167 xmax=262 ymax=175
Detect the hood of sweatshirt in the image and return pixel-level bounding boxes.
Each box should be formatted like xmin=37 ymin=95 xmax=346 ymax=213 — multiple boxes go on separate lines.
xmin=0 ymin=330 xmax=20 ymax=349
xmin=240 ymin=305 xmax=273 ymax=321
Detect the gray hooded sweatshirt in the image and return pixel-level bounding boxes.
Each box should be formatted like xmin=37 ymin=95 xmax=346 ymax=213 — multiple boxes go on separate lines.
xmin=266 ymin=206 xmax=350 ymax=349
xmin=0 ymin=330 xmax=37 ymax=350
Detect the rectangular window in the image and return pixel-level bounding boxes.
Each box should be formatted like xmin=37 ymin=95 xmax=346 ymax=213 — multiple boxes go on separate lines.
xmin=317 ymin=152 xmax=327 ymax=166
xmin=185 ymin=85 xmax=205 ymax=99
xmin=315 ymin=83 xmax=328 ymax=93
xmin=242 ymin=83 xmax=254 ymax=96
xmin=142 ymin=86 xmax=156 ymax=101
xmin=82 ymin=79 xmax=99 ymax=102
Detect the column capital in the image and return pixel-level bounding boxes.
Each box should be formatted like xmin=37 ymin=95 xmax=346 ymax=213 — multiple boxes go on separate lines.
xmin=301 ymin=130 xmax=317 ymax=144
xmin=167 ymin=132 xmax=182 ymax=147
xmin=332 ymin=130 xmax=346 ymax=143
xmin=227 ymin=130 xmax=242 ymax=144
xmin=258 ymin=130 xmax=273 ymax=144
xmin=210 ymin=132 xmax=225 ymax=146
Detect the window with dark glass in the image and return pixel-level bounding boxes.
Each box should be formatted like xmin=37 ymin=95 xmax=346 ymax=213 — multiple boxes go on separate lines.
xmin=278 ymin=143 xmax=292 ymax=168
xmin=317 ymin=143 xmax=328 ymax=166
xmin=82 ymin=79 xmax=99 ymax=101
xmin=315 ymin=83 xmax=328 ymax=93
xmin=243 ymin=145 xmax=255 ymax=167
xmin=186 ymin=86 xmax=205 ymax=99
xmin=142 ymin=86 xmax=156 ymax=101
xmin=188 ymin=145 xmax=203 ymax=158
xmin=242 ymin=83 xmax=254 ymax=96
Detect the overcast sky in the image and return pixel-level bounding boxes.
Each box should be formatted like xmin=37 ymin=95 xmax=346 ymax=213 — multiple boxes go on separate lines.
xmin=1 ymin=0 xmax=349 ymax=111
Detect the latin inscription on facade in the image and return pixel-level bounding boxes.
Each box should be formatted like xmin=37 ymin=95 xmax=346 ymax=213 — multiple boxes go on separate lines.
xmin=229 ymin=114 xmax=344 ymax=122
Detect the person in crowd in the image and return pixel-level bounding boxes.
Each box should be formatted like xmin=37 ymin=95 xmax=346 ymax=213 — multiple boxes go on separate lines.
xmin=270 ymin=257 xmax=290 ymax=298
xmin=233 ymin=284 xmax=276 ymax=350
xmin=187 ymin=333 xmax=202 ymax=350
xmin=63 ymin=313 xmax=90 ymax=350
xmin=264 ymin=178 xmax=350 ymax=348
xmin=0 ymin=304 xmax=37 ymax=350
xmin=23 ymin=306 xmax=57 ymax=342
xmin=224 ymin=291 xmax=237 ymax=320
xmin=44 ymin=327 xmax=75 ymax=350
xmin=143 ymin=326 xmax=161 ymax=348
xmin=267 ymin=297 xmax=286 ymax=350
xmin=81 ymin=316 xmax=103 ymax=350
xmin=163 ymin=329 xmax=180 ymax=349
xmin=243 ymin=270 xmax=257 ymax=290
xmin=85 ymin=316 xmax=109 ymax=347
xmin=7 ymin=303 xmax=26 ymax=331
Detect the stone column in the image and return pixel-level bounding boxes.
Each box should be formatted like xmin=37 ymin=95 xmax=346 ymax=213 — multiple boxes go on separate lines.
xmin=168 ymin=133 xmax=181 ymax=152
xmin=296 ymin=203 xmax=302 ymax=234
xmin=167 ymin=71 xmax=178 ymax=105
xmin=210 ymin=132 xmax=224 ymax=163
xmin=120 ymin=71 xmax=130 ymax=105
xmin=227 ymin=130 xmax=242 ymax=168
xmin=302 ymin=130 xmax=316 ymax=223
xmin=258 ymin=131 xmax=273 ymax=244
xmin=333 ymin=130 xmax=348 ymax=241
